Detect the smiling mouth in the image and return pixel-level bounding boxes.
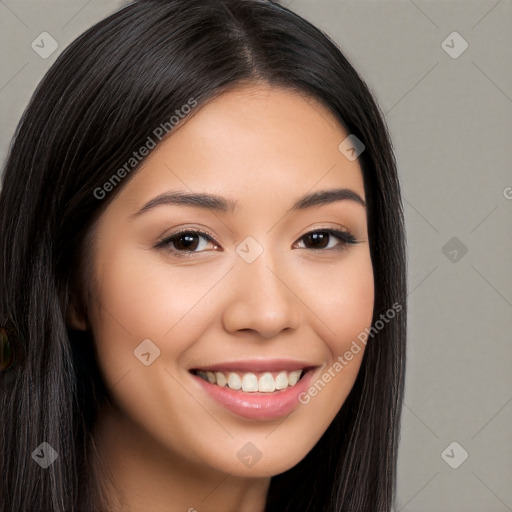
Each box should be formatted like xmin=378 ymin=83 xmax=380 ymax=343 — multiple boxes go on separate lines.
xmin=190 ymin=368 xmax=311 ymax=393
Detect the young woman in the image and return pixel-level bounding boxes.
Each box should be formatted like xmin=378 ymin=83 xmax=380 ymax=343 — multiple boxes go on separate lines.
xmin=0 ymin=1 xmax=407 ymax=510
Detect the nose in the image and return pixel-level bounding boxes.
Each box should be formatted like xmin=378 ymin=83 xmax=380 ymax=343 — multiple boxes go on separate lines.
xmin=221 ymin=252 xmax=302 ymax=338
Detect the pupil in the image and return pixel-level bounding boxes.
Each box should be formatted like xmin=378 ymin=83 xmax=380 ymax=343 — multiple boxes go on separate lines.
xmin=307 ymin=232 xmax=328 ymax=249
xmin=176 ymin=234 xmax=198 ymax=251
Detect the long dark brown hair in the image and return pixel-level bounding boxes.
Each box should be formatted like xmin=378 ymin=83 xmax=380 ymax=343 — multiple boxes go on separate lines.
xmin=0 ymin=1 xmax=407 ymax=510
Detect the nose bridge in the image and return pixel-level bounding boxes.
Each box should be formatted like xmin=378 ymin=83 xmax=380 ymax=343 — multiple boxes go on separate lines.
xmin=221 ymin=241 xmax=302 ymax=337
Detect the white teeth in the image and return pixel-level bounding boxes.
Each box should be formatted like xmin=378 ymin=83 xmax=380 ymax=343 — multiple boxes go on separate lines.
xmin=258 ymin=372 xmax=276 ymax=392
xmin=215 ymin=371 xmax=227 ymax=387
xmin=288 ymin=370 xmax=302 ymax=386
xmin=194 ymin=368 xmax=305 ymax=392
xmin=227 ymin=372 xmax=242 ymax=390
xmin=275 ymin=371 xmax=288 ymax=390
xmin=242 ymin=373 xmax=259 ymax=392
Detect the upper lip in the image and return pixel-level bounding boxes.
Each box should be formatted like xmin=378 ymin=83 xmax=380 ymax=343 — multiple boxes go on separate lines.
xmin=189 ymin=358 xmax=320 ymax=373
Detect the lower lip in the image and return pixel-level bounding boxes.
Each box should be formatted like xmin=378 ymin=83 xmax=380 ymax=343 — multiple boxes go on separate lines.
xmin=190 ymin=369 xmax=317 ymax=420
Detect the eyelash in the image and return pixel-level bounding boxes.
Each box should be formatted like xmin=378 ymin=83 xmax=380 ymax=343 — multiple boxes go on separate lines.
xmin=154 ymin=227 xmax=360 ymax=258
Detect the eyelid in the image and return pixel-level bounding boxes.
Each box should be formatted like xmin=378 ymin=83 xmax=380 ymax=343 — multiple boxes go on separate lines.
xmin=156 ymin=225 xmax=216 ymax=241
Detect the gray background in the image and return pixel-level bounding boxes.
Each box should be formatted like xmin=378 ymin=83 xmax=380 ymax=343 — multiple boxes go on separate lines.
xmin=1 ymin=1 xmax=511 ymax=510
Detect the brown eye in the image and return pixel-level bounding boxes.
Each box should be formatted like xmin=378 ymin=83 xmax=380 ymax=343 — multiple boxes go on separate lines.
xmin=296 ymin=229 xmax=358 ymax=251
xmin=155 ymin=229 xmax=220 ymax=256
xmin=303 ymin=232 xmax=330 ymax=249
xmin=171 ymin=233 xmax=203 ymax=251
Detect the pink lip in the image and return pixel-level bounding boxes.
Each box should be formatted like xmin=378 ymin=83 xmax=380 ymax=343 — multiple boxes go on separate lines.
xmin=189 ymin=366 xmax=318 ymax=420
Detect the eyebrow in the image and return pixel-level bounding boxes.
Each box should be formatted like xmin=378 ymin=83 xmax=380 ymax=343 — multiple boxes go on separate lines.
xmin=129 ymin=187 xmax=366 ymax=219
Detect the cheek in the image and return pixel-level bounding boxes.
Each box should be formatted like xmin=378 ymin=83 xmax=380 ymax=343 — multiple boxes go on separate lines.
xmin=290 ymin=250 xmax=374 ymax=425
xmin=297 ymin=249 xmax=375 ymax=353
xmin=330 ymin=260 xmax=374 ymax=350
xmin=86 ymin=246 xmax=236 ymax=466
xmin=88 ymin=245 xmax=227 ymax=385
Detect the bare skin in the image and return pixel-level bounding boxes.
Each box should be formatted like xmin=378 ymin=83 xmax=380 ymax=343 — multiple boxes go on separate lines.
xmin=69 ymin=83 xmax=374 ymax=512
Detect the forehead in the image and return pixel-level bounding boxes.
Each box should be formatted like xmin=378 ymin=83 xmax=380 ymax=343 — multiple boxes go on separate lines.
xmin=112 ymin=84 xmax=365 ymax=212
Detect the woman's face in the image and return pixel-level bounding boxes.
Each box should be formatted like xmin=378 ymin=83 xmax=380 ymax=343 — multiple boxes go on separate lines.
xmin=80 ymin=84 xmax=374 ymax=478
